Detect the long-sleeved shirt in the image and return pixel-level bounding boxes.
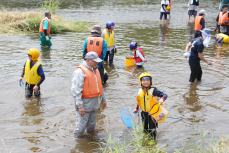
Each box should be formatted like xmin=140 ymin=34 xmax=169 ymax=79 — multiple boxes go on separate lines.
xmin=21 ymin=60 xmax=45 ymax=86
xmin=71 ymin=61 xmax=106 ymax=112
xmin=152 ymin=87 xmax=168 ymax=100
xmin=82 ymin=36 xmax=107 ymax=60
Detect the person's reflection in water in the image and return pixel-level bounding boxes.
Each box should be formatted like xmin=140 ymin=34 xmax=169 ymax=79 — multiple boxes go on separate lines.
xmin=187 ymin=22 xmax=195 ymax=41
xmin=21 ymin=98 xmax=44 ymax=152
xmin=40 ymin=46 xmax=51 ymax=59
xmin=71 ymin=137 xmax=101 ymax=153
xmin=184 ymin=84 xmax=201 ymax=112
xmin=159 ymin=21 xmax=170 ymax=46
xmin=183 ymin=84 xmax=204 ymax=123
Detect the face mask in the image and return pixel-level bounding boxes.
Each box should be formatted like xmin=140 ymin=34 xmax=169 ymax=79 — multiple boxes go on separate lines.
xmin=203 ymin=36 xmax=211 ymax=47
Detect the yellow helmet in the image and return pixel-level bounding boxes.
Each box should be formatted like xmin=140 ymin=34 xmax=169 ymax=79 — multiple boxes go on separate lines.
xmin=27 ymin=48 xmax=40 ymax=61
xmin=139 ymin=72 xmax=152 ymax=86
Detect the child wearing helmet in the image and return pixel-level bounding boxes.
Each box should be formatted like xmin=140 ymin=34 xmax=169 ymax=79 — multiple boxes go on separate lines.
xmin=102 ymin=21 xmax=116 ymax=65
xmin=129 ymin=42 xmax=146 ymax=68
xmin=134 ymin=72 xmax=168 ymax=140
xmin=19 ymin=48 xmax=45 ymax=98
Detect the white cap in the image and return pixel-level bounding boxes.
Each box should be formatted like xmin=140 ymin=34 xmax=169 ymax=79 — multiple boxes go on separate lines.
xmin=199 ymin=9 xmax=206 ymax=15
xmin=85 ymin=52 xmax=102 ymax=63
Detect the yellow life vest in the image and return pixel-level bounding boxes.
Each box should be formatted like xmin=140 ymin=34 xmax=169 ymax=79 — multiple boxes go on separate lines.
xmin=103 ymin=29 xmax=115 ymax=47
xmin=24 ymin=60 xmax=41 ymax=85
xmin=136 ymin=88 xmax=168 ymax=123
xmin=216 ymin=33 xmax=229 ymax=43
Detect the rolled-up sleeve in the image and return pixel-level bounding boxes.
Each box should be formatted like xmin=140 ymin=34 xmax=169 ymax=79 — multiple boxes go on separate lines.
xmin=71 ymin=69 xmax=85 ymax=107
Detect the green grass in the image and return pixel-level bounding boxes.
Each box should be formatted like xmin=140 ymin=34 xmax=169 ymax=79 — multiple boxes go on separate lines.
xmin=100 ymin=126 xmax=165 ymax=153
xmin=99 ymin=126 xmax=229 ymax=153
xmin=41 ymin=0 xmax=59 ymax=14
xmin=0 ymin=11 xmax=89 ymax=34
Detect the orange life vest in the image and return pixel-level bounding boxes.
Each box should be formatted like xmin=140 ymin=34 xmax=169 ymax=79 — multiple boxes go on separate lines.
xmin=79 ymin=65 xmax=103 ymax=99
xmin=39 ymin=18 xmax=51 ymax=34
xmin=219 ymin=12 xmax=229 ymax=26
xmin=86 ymin=37 xmax=103 ymax=57
xmin=194 ymin=16 xmax=204 ymax=31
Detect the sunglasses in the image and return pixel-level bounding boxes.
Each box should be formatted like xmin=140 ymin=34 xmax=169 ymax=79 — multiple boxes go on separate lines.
xmin=141 ymin=77 xmax=151 ymax=81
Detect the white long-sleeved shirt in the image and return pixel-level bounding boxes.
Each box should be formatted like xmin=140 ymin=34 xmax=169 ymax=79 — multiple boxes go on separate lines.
xmin=71 ymin=61 xmax=106 ymax=111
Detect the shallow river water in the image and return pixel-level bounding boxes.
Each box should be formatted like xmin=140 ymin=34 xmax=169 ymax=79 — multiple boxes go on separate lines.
xmin=0 ymin=0 xmax=229 ymax=153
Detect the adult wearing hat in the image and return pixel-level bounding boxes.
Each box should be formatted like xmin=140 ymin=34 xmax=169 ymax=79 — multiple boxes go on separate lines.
xmin=82 ymin=25 xmax=108 ymax=84
xmin=194 ymin=9 xmax=206 ymax=36
xmin=71 ymin=52 xmax=107 ymax=138
xmin=185 ymin=29 xmax=212 ymax=83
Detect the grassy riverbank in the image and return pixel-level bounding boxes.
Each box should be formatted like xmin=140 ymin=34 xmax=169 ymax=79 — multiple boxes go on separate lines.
xmin=100 ymin=126 xmax=229 ymax=153
xmin=0 ymin=11 xmax=89 ymax=34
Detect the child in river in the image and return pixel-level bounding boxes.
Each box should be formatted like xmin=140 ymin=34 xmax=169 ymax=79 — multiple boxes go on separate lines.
xmin=19 ymin=48 xmax=45 ymax=98
xmin=134 ymin=72 xmax=168 ymax=140
xmin=128 ymin=42 xmax=146 ymax=68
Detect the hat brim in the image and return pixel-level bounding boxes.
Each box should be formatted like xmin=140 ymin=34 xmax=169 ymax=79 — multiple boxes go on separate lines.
xmin=92 ymin=57 xmax=102 ymax=63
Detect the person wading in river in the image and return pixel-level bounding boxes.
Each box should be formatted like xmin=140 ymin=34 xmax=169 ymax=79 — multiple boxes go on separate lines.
xmin=128 ymin=42 xmax=146 ymax=68
xmin=134 ymin=72 xmax=168 ymax=140
xmin=185 ymin=29 xmax=212 ymax=83
xmin=188 ymin=0 xmax=199 ymax=22
xmin=82 ymin=25 xmax=108 ymax=84
xmin=194 ymin=9 xmax=206 ymax=37
xmin=19 ymin=48 xmax=45 ymax=98
xmin=39 ymin=12 xmax=52 ymax=48
xmin=215 ymin=5 xmax=229 ymax=35
xmin=102 ymin=21 xmax=116 ymax=65
xmin=71 ymin=52 xmax=107 ymax=138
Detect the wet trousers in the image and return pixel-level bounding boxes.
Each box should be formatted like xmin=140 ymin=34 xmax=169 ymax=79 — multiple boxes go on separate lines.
xmin=39 ymin=32 xmax=52 ymax=47
xmin=74 ymin=111 xmax=97 ymax=137
xmin=104 ymin=48 xmax=115 ymax=64
xmin=189 ymin=61 xmax=202 ymax=82
xmin=160 ymin=12 xmax=167 ymax=20
xmin=25 ymin=83 xmax=40 ymax=98
xmin=141 ymin=111 xmax=158 ymax=140
xmin=97 ymin=62 xmax=108 ymax=84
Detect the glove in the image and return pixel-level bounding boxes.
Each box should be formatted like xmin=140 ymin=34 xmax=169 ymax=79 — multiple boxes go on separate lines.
xmin=19 ymin=79 xmax=24 ymax=87
xmin=45 ymin=36 xmax=49 ymax=41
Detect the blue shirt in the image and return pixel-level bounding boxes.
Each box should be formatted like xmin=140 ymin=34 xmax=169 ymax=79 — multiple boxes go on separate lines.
xmin=189 ymin=37 xmax=204 ymax=63
xmin=82 ymin=37 xmax=107 ymax=60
